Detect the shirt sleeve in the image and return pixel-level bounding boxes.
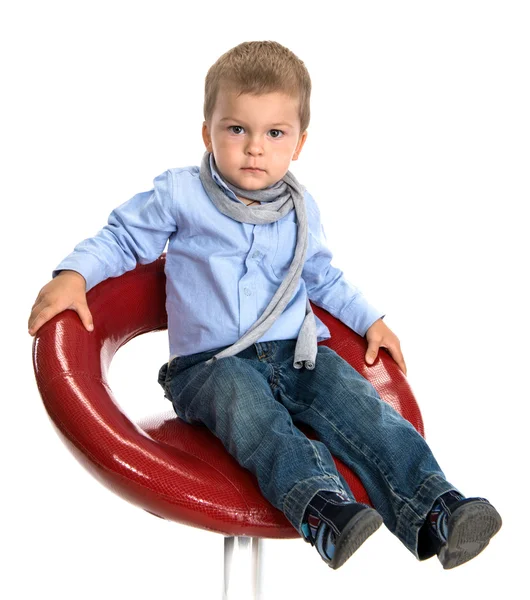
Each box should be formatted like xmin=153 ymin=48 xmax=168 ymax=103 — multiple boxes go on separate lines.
xmin=301 ymin=192 xmax=385 ymax=337
xmin=52 ymin=169 xmax=178 ymax=292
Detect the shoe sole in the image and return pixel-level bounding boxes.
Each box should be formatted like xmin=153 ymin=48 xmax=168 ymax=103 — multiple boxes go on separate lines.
xmin=329 ymin=508 xmax=383 ymax=570
xmin=439 ymin=501 xmax=502 ymax=569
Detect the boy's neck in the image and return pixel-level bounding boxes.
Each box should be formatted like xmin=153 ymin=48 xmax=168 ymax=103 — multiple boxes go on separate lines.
xmin=237 ymin=195 xmax=260 ymax=206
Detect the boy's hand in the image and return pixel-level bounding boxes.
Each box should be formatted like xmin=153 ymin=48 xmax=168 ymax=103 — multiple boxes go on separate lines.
xmin=365 ymin=318 xmax=407 ymax=376
xmin=28 ymin=270 xmax=94 ymax=336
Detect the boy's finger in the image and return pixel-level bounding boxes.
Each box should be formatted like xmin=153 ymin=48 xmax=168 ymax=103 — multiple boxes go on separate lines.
xmin=397 ymin=358 xmax=407 ymax=376
xmin=389 ymin=347 xmax=407 ymax=376
xmin=365 ymin=342 xmax=380 ymax=365
xmin=28 ymin=298 xmax=47 ymax=329
xmin=75 ymin=302 xmax=94 ymax=332
xmin=28 ymin=306 xmax=57 ymax=335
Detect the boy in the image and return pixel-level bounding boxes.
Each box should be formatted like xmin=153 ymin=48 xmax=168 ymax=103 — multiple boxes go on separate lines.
xmin=28 ymin=40 xmax=501 ymax=570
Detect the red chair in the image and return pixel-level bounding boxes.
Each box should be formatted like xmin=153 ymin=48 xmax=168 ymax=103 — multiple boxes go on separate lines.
xmin=32 ymin=254 xmax=423 ymax=598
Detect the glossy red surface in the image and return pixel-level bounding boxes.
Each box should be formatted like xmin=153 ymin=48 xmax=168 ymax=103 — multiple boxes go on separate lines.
xmin=32 ymin=254 xmax=424 ymax=539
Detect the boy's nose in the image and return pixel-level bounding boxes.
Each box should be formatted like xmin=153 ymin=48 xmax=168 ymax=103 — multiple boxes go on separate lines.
xmin=245 ymin=137 xmax=264 ymax=155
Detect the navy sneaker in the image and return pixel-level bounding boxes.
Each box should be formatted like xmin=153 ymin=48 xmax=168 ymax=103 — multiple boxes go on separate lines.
xmin=436 ymin=497 xmax=503 ymax=569
xmin=301 ymin=491 xmax=383 ymax=569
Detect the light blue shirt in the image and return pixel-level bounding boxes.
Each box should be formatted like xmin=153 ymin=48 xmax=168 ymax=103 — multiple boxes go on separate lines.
xmin=53 ymin=156 xmax=385 ymax=361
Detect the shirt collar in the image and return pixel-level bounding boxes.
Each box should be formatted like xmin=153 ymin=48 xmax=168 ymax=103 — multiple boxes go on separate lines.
xmin=209 ymin=153 xmax=239 ymax=201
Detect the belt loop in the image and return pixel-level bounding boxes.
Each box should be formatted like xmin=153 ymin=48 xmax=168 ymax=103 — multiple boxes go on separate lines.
xmin=255 ymin=341 xmax=272 ymax=360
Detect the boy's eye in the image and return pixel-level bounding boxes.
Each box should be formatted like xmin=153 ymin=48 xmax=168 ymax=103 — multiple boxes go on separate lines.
xmin=228 ymin=125 xmax=284 ymax=138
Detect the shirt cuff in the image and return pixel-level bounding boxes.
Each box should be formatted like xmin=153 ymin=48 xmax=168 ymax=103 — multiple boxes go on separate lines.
xmin=339 ymin=294 xmax=385 ymax=337
xmin=52 ymin=253 xmax=107 ymax=292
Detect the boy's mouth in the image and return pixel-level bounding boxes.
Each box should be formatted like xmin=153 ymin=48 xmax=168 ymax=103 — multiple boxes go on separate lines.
xmin=242 ymin=167 xmax=265 ymax=173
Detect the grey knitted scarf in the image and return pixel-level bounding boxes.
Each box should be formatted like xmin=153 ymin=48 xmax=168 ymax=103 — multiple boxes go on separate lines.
xmin=199 ymin=150 xmax=317 ymax=370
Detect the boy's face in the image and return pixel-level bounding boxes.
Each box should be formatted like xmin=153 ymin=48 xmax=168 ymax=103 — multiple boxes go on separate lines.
xmin=202 ymin=89 xmax=307 ymax=193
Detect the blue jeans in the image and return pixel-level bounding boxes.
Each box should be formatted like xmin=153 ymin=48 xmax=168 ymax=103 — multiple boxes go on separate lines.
xmin=158 ymin=339 xmax=458 ymax=559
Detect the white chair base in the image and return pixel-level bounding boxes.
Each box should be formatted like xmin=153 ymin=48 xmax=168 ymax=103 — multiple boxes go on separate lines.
xmin=223 ymin=536 xmax=263 ymax=599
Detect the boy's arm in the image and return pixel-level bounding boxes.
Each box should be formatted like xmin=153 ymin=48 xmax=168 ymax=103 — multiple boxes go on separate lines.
xmin=302 ymin=228 xmax=383 ymax=335
xmin=53 ymin=170 xmax=177 ymax=292
xmin=302 ymin=195 xmax=406 ymax=375
xmin=301 ymin=196 xmax=384 ymax=337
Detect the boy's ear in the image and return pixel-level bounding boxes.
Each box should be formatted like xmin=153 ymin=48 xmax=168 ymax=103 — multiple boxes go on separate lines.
xmin=202 ymin=121 xmax=212 ymax=151
xmin=292 ymin=130 xmax=308 ymax=161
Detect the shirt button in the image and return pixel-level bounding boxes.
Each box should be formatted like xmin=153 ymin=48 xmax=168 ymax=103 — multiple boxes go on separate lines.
xmin=252 ymin=251 xmax=260 ymax=259
xmin=244 ymin=288 xmax=252 ymax=296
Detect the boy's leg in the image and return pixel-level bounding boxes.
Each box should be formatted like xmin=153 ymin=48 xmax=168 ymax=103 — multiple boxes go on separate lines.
xmin=276 ymin=342 xmax=461 ymax=560
xmin=158 ymin=343 xmax=354 ymax=532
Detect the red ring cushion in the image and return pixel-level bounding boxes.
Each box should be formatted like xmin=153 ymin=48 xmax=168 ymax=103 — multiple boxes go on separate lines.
xmin=32 ymin=254 xmax=423 ymax=538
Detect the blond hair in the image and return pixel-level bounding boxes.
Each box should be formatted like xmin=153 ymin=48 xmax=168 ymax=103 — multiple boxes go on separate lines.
xmin=203 ymin=41 xmax=312 ymax=135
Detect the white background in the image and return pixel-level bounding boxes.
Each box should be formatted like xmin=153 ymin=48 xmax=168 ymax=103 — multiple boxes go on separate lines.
xmin=3 ymin=1 xmax=529 ymax=598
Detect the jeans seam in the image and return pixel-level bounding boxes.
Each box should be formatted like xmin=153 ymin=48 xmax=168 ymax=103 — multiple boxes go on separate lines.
xmin=269 ymin=362 xmax=281 ymax=390
xmin=306 ymin=403 xmax=405 ymax=505
xmin=269 ymin=365 xmax=337 ymax=486
xmin=273 ymin=372 xmax=335 ymax=494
